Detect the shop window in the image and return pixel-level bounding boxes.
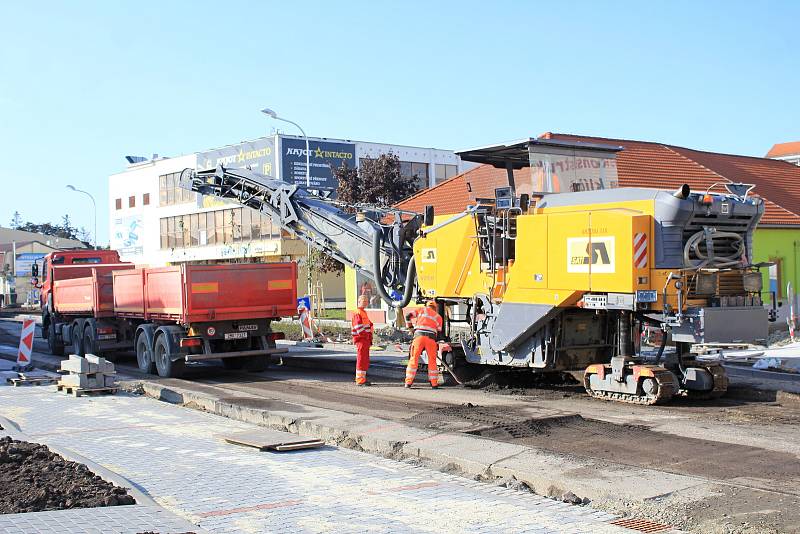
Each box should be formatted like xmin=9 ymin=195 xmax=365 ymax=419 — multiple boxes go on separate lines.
xmin=159 ymin=172 xmax=196 ymax=206
xmin=435 ymin=164 xmax=458 ymax=184
xmin=769 ymin=259 xmax=783 ymax=298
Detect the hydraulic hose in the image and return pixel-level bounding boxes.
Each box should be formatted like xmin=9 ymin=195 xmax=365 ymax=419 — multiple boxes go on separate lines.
xmin=372 ymin=230 xmax=416 ymax=309
xmin=683 ymin=229 xmax=745 ymax=269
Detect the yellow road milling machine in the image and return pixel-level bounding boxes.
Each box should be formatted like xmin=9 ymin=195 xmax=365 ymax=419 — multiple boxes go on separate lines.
xmin=180 ymin=137 xmax=773 ymax=404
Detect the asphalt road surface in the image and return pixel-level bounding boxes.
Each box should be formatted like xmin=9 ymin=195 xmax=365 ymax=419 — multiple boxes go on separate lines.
xmin=2 ymin=319 xmax=799 ymax=533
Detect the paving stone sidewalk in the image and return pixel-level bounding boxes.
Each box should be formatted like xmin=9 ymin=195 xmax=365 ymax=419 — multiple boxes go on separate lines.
xmin=0 ymin=386 xmax=635 ymax=534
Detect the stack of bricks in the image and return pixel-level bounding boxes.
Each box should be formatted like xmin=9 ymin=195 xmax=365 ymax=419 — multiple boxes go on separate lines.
xmin=59 ymin=354 xmax=117 ymax=390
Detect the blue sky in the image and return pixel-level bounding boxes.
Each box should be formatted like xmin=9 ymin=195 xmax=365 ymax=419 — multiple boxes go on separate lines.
xmin=1 ymin=0 xmax=798 ymax=244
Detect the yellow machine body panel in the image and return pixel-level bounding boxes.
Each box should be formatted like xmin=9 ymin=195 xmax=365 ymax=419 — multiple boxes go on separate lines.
xmin=414 ymin=199 xmax=657 ymax=308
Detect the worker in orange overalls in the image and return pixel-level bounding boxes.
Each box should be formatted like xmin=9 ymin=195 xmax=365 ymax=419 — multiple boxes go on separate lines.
xmin=351 ymin=295 xmax=373 ymax=386
xmin=405 ymin=300 xmax=443 ymax=389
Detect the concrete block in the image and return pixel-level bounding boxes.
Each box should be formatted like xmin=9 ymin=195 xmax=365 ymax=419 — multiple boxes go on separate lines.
xmin=85 ymin=354 xmax=115 ymax=374
xmin=60 ymin=373 xmax=111 ymax=389
xmin=103 ymin=375 xmax=117 ymax=388
xmin=60 ymin=355 xmax=95 ymax=374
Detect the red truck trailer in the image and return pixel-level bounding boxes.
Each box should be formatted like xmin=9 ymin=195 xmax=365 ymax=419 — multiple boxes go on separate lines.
xmin=39 ymin=250 xmax=298 ymax=378
xmin=113 ymin=263 xmax=297 ymax=377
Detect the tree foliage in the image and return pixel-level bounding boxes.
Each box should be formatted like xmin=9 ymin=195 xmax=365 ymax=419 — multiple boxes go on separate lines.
xmin=310 ymin=154 xmax=420 ymax=275
xmin=8 ymin=212 xmax=84 ymax=242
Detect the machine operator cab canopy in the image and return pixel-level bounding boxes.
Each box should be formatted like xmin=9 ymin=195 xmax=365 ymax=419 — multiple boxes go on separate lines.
xmin=455 ymin=138 xmax=623 ymax=199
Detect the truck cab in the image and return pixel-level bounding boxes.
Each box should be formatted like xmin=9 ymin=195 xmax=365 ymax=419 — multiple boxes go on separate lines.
xmin=38 ymin=249 xmax=124 ymax=353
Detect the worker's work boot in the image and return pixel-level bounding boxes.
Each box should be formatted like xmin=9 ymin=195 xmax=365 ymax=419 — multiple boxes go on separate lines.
xmin=356 ymin=381 xmax=371 ymax=387
xmin=404 ymin=383 xmax=412 ymax=389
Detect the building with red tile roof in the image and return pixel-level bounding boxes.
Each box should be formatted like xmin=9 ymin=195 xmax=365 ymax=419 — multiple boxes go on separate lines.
xmin=765 ymin=141 xmax=800 ymax=166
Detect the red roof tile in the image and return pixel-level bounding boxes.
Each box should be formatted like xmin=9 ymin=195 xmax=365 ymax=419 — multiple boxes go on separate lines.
xmin=397 ymin=133 xmax=800 ymax=226
xmin=766 ymin=141 xmax=800 ymax=158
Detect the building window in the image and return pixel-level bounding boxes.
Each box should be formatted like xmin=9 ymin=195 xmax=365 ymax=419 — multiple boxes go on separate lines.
xmin=143 ymin=193 xmax=150 ymax=206
xmin=128 ymin=196 xmax=135 ymax=208
xmin=159 ymin=172 xmax=196 ymax=206
xmin=398 ymin=161 xmax=428 ymax=190
xmin=159 ymin=208 xmax=277 ymax=249
xmin=435 ymin=164 xmax=458 ymax=184
xmin=115 ymin=198 xmax=122 ymax=210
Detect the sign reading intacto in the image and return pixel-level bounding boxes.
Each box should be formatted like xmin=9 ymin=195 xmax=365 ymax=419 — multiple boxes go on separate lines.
xmin=281 ymin=137 xmax=355 ymax=194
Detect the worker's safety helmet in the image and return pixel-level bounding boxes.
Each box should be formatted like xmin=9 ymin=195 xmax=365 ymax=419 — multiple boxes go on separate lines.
xmin=426 ymin=300 xmax=437 ymax=309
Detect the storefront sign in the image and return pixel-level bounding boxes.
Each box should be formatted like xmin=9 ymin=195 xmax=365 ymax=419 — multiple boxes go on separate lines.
xmin=197 ymin=137 xmax=276 ymax=177
xmin=281 ymin=137 xmax=355 ymax=193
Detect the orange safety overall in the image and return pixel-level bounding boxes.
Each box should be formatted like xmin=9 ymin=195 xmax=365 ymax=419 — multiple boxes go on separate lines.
xmin=406 ymin=307 xmax=443 ymax=387
xmin=351 ymin=309 xmax=373 ymax=384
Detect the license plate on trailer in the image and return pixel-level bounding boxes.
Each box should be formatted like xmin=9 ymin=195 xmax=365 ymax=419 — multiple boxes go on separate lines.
xmin=224 ymin=332 xmax=248 ymax=340
xmin=97 ymin=334 xmax=116 ymax=340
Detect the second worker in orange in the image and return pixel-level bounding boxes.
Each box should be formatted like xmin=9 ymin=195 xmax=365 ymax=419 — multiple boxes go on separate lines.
xmin=405 ymin=300 xmax=443 ymax=389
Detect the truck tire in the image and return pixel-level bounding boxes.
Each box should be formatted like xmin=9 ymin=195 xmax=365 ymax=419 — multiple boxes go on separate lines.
xmin=71 ymin=322 xmax=85 ymax=356
xmin=83 ymin=324 xmax=99 ymax=356
xmin=47 ymin=321 xmax=64 ymax=356
xmin=154 ymin=334 xmax=185 ymax=378
xmin=135 ymin=332 xmax=156 ymax=374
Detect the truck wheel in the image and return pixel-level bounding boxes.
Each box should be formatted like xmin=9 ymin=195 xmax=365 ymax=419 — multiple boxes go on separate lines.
xmin=244 ymin=355 xmax=270 ymax=372
xmin=47 ymin=321 xmax=64 ymax=356
xmin=83 ymin=326 xmax=99 ymax=356
xmin=154 ymin=334 xmax=185 ymax=378
xmin=135 ymin=333 xmax=156 ymax=374
xmin=222 ymin=358 xmax=245 ymax=370
xmin=72 ymin=324 xmax=85 ymax=356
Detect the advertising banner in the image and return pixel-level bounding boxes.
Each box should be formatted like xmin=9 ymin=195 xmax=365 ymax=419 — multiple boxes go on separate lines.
xmin=281 ymin=137 xmax=355 ymax=193
xmin=111 ymin=215 xmax=143 ymax=257
xmin=197 ymin=137 xmax=276 ymax=176
xmin=13 ymin=253 xmax=46 ymax=276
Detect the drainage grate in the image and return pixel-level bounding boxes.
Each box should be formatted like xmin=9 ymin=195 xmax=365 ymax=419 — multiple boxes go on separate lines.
xmin=610 ymin=518 xmax=672 ymax=533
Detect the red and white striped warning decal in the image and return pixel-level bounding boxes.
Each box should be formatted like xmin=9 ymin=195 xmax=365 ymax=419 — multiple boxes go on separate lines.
xmin=633 ymin=232 xmax=648 ymax=269
xmin=297 ymin=305 xmax=314 ymax=340
xmin=17 ymin=319 xmax=35 ymax=367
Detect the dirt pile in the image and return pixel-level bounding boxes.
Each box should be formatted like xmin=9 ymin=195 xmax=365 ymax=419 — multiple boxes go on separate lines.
xmin=0 ymin=436 xmax=135 ymax=514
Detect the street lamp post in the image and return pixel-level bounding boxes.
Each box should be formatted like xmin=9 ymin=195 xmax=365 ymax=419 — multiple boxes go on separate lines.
xmin=260 ymin=108 xmax=313 ymax=298
xmin=66 ymin=185 xmax=97 ymax=249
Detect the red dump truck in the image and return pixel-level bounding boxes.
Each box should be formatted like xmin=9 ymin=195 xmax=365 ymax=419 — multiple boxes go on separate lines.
xmin=38 ymin=250 xmax=297 ymax=378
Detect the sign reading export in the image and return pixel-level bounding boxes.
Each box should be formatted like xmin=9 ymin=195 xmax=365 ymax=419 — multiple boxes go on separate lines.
xmin=281 ymin=137 xmax=355 ymax=194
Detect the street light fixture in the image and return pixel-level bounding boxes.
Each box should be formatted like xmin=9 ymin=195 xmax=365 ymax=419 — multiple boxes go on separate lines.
xmin=66 ymin=185 xmax=97 ymax=249
xmin=260 ymin=107 xmax=313 ymax=297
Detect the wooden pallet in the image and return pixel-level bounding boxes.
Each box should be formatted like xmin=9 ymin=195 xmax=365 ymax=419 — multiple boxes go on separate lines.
xmin=56 ymin=383 xmax=118 ymax=397
xmin=7 ymin=376 xmax=59 ymax=387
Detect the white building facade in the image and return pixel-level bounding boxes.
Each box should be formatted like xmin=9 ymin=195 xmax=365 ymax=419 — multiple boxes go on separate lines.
xmin=108 ymin=134 xmax=472 ymax=303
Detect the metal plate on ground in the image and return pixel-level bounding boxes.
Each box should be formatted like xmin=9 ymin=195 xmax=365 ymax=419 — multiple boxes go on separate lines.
xmin=222 ymin=428 xmax=325 ymax=452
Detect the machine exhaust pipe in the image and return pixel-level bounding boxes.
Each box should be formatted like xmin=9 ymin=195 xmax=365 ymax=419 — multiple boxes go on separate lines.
xmin=673 ymin=184 xmax=690 ymax=199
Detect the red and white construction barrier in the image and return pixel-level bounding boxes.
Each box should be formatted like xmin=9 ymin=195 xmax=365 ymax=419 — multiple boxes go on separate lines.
xmin=297 ymin=304 xmax=315 ymax=340
xmin=17 ymin=318 xmax=35 ymax=368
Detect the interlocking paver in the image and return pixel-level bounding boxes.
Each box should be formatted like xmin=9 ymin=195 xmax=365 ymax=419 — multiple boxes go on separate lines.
xmin=0 ymin=386 xmax=635 ymax=533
